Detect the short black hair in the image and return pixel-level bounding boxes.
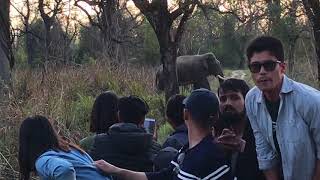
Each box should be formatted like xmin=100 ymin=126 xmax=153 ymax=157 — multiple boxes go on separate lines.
xmin=166 ymin=94 xmax=186 ymax=127
xmin=118 ymin=95 xmax=149 ymax=124
xmin=246 ymin=36 xmax=284 ymax=63
xmin=218 ymin=78 xmax=250 ymax=99
xmin=183 ymin=89 xmax=219 ymax=129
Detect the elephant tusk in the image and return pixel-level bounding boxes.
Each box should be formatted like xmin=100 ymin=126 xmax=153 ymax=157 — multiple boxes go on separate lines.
xmin=216 ymin=75 xmax=225 ymax=81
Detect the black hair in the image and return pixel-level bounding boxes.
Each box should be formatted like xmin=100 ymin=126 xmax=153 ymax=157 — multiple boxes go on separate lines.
xmin=218 ymin=78 xmax=250 ymax=99
xmin=90 ymin=91 xmax=118 ymax=134
xmin=246 ymin=36 xmax=284 ymax=63
xmin=166 ymin=94 xmax=186 ymax=127
xmin=18 ymin=115 xmax=84 ymax=180
xmin=118 ymin=95 xmax=149 ymax=124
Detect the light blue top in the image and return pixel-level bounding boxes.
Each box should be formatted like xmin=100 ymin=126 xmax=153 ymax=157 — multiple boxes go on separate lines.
xmin=245 ymin=75 xmax=320 ymax=180
xmin=35 ymin=148 xmax=112 ymax=180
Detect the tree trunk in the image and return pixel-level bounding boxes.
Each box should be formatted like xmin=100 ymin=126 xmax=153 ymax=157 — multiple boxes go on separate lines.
xmin=26 ymin=24 xmax=34 ymax=65
xmin=0 ymin=0 xmax=11 ymax=83
xmin=313 ymin=26 xmax=320 ymax=86
xmin=101 ymin=0 xmax=118 ymax=60
xmin=0 ymin=0 xmax=11 ymax=103
xmin=288 ymin=37 xmax=298 ymax=75
xmin=161 ymin=45 xmax=179 ymax=100
xmin=301 ymin=0 xmax=320 ymax=87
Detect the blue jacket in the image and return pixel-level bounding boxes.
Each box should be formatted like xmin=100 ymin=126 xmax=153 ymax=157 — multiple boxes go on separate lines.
xmin=35 ymin=148 xmax=112 ymax=180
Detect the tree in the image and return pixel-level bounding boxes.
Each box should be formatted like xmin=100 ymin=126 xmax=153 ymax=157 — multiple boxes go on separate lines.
xmin=11 ymin=0 xmax=37 ymax=65
xmin=38 ymin=0 xmax=65 ymax=62
xmin=0 ymin=0 xmax=13 ymax=84
xmin=132 ymin=0 xmax=196 ymax=100
xmin=301 ymin=0 xmax=320 ymax=86
xmin=75 ymin=0 xmax=141 ymax=61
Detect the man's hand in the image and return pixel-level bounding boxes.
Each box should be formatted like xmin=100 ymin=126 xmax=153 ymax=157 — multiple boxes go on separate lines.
xmin=95 ymin=160 xmax=120 ymax=175
xmin=94 ymin=160 xmax=148 ymax=180
xmin=216 ymin=128 xmax=246 ymax=152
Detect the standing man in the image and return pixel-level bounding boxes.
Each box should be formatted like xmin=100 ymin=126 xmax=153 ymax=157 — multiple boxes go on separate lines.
xmin=215 ymin=78 xmax=265 ymax=180
xmin=245 ymin=36 xmax=320 ymax=180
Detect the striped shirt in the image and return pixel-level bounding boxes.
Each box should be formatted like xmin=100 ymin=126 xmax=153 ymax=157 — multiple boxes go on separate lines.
xmin=146 ymin=135 xmax=232 ymax=180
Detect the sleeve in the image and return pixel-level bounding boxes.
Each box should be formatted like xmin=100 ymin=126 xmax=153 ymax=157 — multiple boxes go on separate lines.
xmin=35 ymin=155 xmax=76 ymax=180
xmin=162 ymin=137 xmax=183 ymax=150
xmin=145 ymin=167 xmax=173 ymax=180
xmin=301 ymin=91 xmax=320 ymax=159
xmin=245 ymin=94 xmax=278 ymax=170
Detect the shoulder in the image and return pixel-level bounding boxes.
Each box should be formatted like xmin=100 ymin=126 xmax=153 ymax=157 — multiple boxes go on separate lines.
xmin=286 ymin=79 xmax=320 ymax=108
xmin=35 ymin=150 xmax=75 ymax=178
xmin=246 ymin=86 xmax=260 ymax=101
xmin=245 ymin=87 xmax=260 ymax=111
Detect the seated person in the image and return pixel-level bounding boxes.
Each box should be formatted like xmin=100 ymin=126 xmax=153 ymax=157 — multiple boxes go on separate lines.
xmin=153 ymin=94 xmax=187 ymax=170
xmin=90 ymin=95 xmax=161 ymax=172
xmin=94 ymin=89 xmax=232 ymax=180
xmin=18 ymin=115 xmax=111 ymax=180
xmin=80 ymin=91 xmax=118 ymax=152
xmin=162 ymin=94 xmax=188 ymax=150
xmin=215 ymin=78 xmax=265 ymax=180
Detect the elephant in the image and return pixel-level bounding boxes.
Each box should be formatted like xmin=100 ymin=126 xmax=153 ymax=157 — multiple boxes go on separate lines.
xmin=155 ymin=52 xmax=224 ymax=91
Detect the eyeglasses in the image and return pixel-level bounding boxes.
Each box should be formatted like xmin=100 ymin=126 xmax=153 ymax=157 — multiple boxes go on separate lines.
xmin=248 ymin=60 xmax=282 ymax=73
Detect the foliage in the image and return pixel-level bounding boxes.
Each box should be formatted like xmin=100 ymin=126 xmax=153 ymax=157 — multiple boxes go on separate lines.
xmin=77 ymin=25 xmax=103 ymax=63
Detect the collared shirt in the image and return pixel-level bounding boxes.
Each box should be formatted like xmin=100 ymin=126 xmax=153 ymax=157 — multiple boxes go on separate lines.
xmin=245 ymin=75 xmax=320 ymax=180
xmin=36 ymin=149 xmax=111 ymax=180
xmin=146 ymin=135 xmax=232 ymax=180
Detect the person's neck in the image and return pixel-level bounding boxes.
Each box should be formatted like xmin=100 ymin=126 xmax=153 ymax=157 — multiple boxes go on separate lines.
xmin=263 ymin=77 xmax=284 ymax=102
xmin=188 ymin=126 xmax=210 ymax=149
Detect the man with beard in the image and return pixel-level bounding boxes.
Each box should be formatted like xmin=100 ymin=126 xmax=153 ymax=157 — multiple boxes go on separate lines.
xmin=214 ymin=78 xmax=265 ymax=180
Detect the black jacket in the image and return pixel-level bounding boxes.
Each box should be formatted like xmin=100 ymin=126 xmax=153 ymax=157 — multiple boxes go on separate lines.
xmin=89 ymin=123 xmax=161 ymax=172
xmin=162 ymin=124 xmax=188 ymax=150
xmin=214 ymin=120 xmax=265 ymax=180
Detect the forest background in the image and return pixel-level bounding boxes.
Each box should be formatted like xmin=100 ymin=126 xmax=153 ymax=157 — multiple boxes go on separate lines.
xmin=0 ymin=0 xmax=320 ymax=179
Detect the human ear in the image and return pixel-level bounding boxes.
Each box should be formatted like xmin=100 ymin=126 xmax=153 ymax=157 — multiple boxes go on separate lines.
xmin=183 ymin=109 xmax=189 ymax=121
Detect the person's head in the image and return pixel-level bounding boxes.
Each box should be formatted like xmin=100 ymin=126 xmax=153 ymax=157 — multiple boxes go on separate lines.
xmin=19 ymin=116 xmax=61 ymax=180
xmin=183 ymin=89 xmax=219 ymax=131
xmin=218 ymin=78 xmax=250 ymax=125
xmin=19 ymin=116 xmax=83 ymax=180
xmin=166 ymin=94 xmax=186 ymax=129
xmin=118 ymin=95 xmax=149 ymax=125
xmin=246 ymin=36 xmax=286 ymax=93
xmin=90 ymin=91 xmax=118 ymax=134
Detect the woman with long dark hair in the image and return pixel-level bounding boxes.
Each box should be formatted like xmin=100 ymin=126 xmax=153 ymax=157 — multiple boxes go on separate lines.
xmin=18 ymin=115 xmax=112 ymax=180
xmin=80 ymin=91 xmax=119 ymax=152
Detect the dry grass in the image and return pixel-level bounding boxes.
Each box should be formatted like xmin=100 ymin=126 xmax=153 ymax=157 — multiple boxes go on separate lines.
xmin=0 ymin=62 xmax=164 ymax=179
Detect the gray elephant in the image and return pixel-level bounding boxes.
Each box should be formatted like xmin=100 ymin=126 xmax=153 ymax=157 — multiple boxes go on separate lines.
xmin=156 ymin=52 xmax=224 ymax=91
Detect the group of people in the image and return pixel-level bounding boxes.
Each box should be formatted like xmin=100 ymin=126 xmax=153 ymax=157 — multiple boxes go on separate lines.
xmin=18 ymin=35 xmax=320 ymax=180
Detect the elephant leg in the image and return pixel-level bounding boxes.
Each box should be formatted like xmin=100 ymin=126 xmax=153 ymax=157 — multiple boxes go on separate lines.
xmin=193 ymin=78 xmax=210 ymax=90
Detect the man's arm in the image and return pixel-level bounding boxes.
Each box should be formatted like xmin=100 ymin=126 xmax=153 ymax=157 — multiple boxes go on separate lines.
xmin=302 ymin=92 xmax=320 ymax=179
xmin=245 ymin=95 xmax=279 ymax=176
xmin=95 ymin=160 xmax=148 ymax=180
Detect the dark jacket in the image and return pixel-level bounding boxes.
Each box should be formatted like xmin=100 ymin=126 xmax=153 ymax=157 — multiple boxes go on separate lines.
xmin=162 ymin=124 xmax=188 ymax=150
xmin=214 ymin=120 xmax=265 ymax=180
xmin=89 ymin=123 xmax=161 ymax=172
